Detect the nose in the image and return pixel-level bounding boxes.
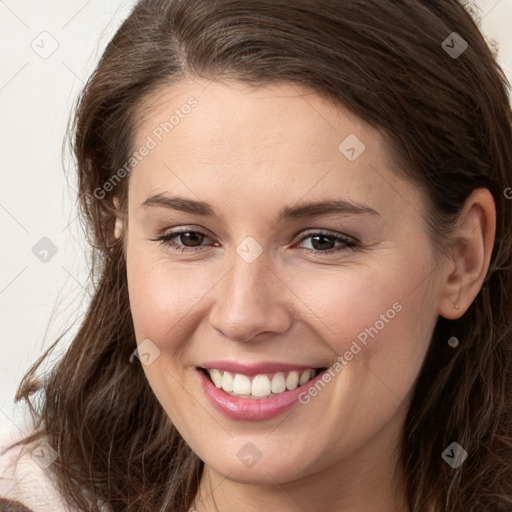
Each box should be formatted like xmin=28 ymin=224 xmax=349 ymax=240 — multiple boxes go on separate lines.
xmin=208 ymin=249 xmax=294 ymax=343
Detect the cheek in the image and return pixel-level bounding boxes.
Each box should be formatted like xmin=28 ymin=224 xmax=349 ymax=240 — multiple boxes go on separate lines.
xmin=287 ymin=262 xmax=408 ymax=343
xmin=288 ymin=256 xmax=436 ymax=388
xmin=125 ymin=253 xmax=206 ymax=419
xmin=126 ymin=250 xmax=211 ymax=347
xmin=282 ymin=262 xmax=436 ymax=454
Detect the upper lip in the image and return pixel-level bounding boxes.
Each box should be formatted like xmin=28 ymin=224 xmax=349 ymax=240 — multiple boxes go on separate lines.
xmin=200 ymin=361 xmax=325 ymax=376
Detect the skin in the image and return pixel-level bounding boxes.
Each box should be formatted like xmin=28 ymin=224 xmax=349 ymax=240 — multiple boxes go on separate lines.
xmin=114 ymin=78 xmax=495 ymax=512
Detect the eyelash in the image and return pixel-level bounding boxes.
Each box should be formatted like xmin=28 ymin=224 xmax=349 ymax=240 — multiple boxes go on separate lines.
xmin=151 ymin=228 xmax=358 ymax=255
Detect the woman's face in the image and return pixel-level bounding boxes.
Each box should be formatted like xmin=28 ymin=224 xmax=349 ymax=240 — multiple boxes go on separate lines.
xmin=123 ymin=79 xmax=445 ymax=488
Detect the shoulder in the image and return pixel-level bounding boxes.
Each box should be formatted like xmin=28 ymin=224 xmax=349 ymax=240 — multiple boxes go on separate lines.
xmin=0 ymin=498 xmax=35 ymax=511
xmin=0 ymin=413 xmax=69 ymax=512
xmin=0 ymin=410 xmax=113 ymax=512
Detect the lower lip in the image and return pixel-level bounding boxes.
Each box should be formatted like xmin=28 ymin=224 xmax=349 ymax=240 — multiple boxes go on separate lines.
xmin=198 ymin=369 xmax=325 ymax=421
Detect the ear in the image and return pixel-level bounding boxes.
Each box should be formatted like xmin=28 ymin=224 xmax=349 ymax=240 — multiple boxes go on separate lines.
xmin=438 ymin=188 xmax=496 ymax=320
xmin=113 ymin=196 xmax=124 ymax=239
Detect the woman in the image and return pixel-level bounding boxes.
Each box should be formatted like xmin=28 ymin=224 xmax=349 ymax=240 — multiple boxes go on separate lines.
xmin=1 ymin=0 xmax=511 ymax=510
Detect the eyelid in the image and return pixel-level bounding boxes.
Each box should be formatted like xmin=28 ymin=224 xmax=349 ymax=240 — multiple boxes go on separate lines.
xmin=297 ymin=228 xmax=355 ymax=243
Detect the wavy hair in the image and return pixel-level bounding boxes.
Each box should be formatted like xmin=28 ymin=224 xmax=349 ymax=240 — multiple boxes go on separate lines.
xmin=7 ymin=0 xmax=512 ymax=510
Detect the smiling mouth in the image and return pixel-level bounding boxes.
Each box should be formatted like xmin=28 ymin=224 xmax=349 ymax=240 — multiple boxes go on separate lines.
xmin=199 ymin=367 xmax=327 ymax=399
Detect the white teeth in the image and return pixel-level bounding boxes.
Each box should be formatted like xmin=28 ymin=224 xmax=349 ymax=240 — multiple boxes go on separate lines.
xmin=232 ymin=374 xmax=251 ymax=395
xmin=299 ymin=369 xmax=313 ymax=386
xmin=285 ymin=371 xmax=300 ymax=390
xmin=206 ymin=368 xmax=318 ymax=398
xmin=271 ymin=372 xmax=286 ymax=393
xmin=210 ymin=369 xmax=222 ymax=388
xmin=221 ymin=371 xmax=234 ymax=392
xmin=251 ymin=375 xmax=271 ymax=397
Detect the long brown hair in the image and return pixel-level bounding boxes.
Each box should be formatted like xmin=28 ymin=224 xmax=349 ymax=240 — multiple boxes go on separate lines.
xmin=7 ymin=1 xmax=512 ymax=510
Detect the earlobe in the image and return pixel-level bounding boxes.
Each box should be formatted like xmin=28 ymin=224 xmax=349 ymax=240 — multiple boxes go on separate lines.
xmin=113 ymin=196 xmax=124 ymax=239
xmin=114 ymin=216 xmax=123 ymax=239
xmin=438 ymin=248 xmax=463 ymax=320
xmin=438 ymin=188 xmax=496 ymax=320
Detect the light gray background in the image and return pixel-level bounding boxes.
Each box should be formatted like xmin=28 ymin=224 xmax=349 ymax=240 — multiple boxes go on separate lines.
xmin=1 ymin=0 xmax=511 ymax=433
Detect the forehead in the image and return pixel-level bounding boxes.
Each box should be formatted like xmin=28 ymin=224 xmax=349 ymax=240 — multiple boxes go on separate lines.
xmin=133 ymin=79 xmax=380 ymax=160
xmin=128 ymin=79 xmax=419 ymax=220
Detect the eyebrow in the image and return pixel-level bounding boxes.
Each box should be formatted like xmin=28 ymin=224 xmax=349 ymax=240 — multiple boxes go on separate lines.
xmin=140 ymin=193 xmax=379 ymax=221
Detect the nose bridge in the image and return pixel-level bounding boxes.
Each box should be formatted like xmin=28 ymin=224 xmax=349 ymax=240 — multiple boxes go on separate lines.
xmin=210 ymin=241 xmax=292 ymax=342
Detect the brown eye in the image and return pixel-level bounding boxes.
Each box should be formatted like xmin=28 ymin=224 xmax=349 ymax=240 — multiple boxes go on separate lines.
xmin=296 ymin=231 xmax=357 ymax=254
xmin=152 ymin=229 xmax=212 ymax=252
xmin=172 ymin=231 xmax=206 ymax=247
